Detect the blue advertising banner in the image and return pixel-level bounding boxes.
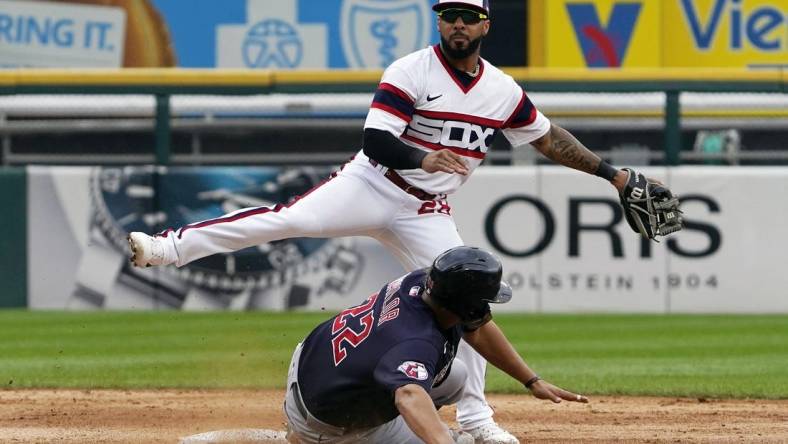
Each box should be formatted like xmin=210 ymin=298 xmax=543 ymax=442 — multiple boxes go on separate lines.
xmin=156 ymin=0 xmax=440 ymax=69
xmin=0 ymin=0 xmax=127 ymax=67
xmin=0 ymin=0 xmax=440 ymax=68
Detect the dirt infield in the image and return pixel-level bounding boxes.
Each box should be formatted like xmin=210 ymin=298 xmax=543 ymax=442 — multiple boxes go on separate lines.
xmin=1 ymin=389 xmax=787 ymax=443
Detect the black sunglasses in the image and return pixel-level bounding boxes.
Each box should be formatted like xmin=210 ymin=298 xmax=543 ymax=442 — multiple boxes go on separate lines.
xmin=438 ymin=8 xmax=488 ymax=25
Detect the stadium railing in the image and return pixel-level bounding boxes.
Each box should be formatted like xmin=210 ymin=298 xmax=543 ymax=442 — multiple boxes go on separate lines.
xmin=0 ymin=68 xmax=786 ymax=166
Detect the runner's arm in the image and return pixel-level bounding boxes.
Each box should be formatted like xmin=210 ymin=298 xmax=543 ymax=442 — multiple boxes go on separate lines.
xmin=395 ymin=383 xmax=454 ymax=444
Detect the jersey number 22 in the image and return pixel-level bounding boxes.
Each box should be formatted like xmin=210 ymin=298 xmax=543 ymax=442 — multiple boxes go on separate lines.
xmin=330 ymin=293 xmax=379 ymax=366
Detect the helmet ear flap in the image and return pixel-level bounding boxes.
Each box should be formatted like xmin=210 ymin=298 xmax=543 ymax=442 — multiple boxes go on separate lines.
xmin=425 ymin=272 xmax=451 ymax=311
xmin=425 ymin=274 xmax=437 ymax=299
xmin=462 ymin=309 xmax=492 ymax=331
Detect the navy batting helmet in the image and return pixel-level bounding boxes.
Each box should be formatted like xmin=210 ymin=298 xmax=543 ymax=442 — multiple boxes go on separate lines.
xmin=426 ymin=246 xmax=511 ymax=329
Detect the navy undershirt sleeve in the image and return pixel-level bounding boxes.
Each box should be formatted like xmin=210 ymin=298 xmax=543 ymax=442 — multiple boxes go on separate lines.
xmin=363 ymin=128 xmax=428 ymax=170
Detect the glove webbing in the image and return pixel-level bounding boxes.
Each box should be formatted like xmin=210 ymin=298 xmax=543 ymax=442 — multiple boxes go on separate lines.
xmin=626 ymin=190 xmax=683 ymax=239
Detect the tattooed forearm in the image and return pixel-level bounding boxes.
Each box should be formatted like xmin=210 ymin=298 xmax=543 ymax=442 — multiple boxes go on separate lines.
xmin=532 ymin=124 xmax=601 ymax=175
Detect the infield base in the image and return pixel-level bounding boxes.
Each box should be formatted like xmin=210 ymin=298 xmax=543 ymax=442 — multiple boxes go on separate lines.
xmin=180 ymin=428 xmax=287 ymax=443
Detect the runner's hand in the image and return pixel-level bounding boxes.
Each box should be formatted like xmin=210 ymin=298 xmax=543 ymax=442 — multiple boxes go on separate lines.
xmin=528 ymin=379 xmax=589 ymax=404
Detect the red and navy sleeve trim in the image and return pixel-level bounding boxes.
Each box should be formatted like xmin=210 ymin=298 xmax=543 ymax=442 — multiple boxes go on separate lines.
xmin=371 ymin=82 xmax=415 ymax=123
xmin=504 ymin=89 xmax=537 ymax=129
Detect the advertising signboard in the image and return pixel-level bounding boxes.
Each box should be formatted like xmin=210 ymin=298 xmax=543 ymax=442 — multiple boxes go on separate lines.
xmin=0 ymin=0 xmax=440 ymax=69
xmin=534 ymin=0 xmax=787 ymax=68
xmin=26 ymin=166 xmax=788 ymax=313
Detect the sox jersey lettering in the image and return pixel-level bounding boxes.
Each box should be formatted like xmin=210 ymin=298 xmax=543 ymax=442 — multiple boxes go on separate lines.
xmin=296 ymin=269 xmax=462 ymax=430
xmin=357 ymin=44 xmax=551 ymax=195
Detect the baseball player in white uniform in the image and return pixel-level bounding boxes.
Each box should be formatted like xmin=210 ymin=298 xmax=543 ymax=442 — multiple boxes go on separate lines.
xmin=129 ymin=1 xmax=630 ymax=442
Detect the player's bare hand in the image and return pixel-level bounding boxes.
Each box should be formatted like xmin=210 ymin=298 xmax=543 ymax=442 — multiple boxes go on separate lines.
xmin=422 ymin=150 xmax=469 ymax=175
xmin=528 ymin=379 xmax=589 ymax=404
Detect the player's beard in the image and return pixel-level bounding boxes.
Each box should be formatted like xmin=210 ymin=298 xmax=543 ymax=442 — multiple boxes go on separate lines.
xmin=440 ymin=34 xmax=483 ymax=60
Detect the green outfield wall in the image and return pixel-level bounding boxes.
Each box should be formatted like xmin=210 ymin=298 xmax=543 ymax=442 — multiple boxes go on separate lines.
xmin=0 ymin=168 xmax=27 ymax=307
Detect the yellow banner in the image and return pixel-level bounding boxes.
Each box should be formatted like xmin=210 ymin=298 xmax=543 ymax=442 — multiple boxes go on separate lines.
xmin=537 ymin=0 xmax=788 ymax=68
xmin=544 ymin=0 xmax=661 ymax=67
xmin=664 ymin=0 xmax=788 ymax=67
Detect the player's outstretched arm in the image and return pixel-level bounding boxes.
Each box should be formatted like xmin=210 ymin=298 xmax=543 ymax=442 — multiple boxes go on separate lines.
xmin=530 ymin=124 xmax=628 ymax=193
xmin=394 ymin=384 xmax=455 ymax=444
xmin=531 ymin=124 xmax=683 ymax=240
xmin=463 ymin=320 xmax=589 ymax=403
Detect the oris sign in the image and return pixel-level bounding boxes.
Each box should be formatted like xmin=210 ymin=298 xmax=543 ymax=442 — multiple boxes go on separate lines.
xmin=483 ymin=194 xmax=721 ymax=259
xmin=452 ymin=167 xmax=788 ymax=314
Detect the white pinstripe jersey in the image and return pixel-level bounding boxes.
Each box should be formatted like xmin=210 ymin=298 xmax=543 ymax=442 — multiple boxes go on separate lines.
xmin=359 ymin=44 xmax=550 ymax=195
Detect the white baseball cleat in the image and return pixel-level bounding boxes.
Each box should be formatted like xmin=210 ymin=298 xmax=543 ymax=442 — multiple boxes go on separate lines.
xmin=127 ymin=232 xmax=176 ymax=267
xmin=464 ymin=422 xmax=519 ymax=444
